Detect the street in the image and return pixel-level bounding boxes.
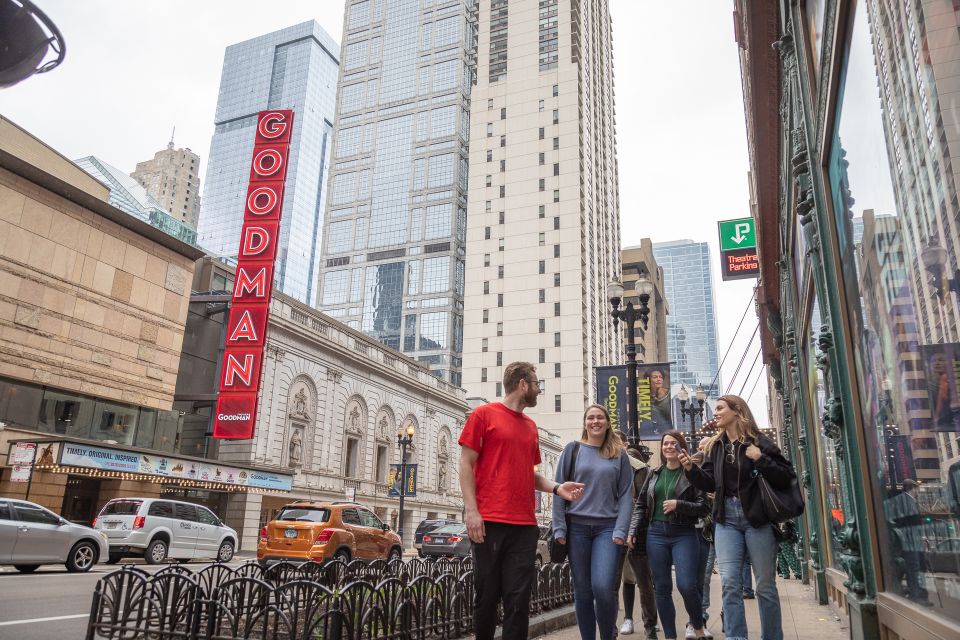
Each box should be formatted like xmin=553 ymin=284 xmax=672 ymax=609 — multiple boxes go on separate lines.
xmin=0 ymin=558 xmax=252 ymax=640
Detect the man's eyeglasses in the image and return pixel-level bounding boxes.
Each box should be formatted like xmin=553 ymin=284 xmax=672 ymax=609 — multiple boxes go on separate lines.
xmin=525 ymin=378 xmax=545 ymax=395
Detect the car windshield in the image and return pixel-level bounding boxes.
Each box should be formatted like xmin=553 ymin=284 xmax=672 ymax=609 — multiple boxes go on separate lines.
xmin=276 ymin=507 xmax=329 ymax=523
xmin=432 ymin=524 xmax=466 ymax=534
xmin=100 ymin=500 xmax=142 ymax=515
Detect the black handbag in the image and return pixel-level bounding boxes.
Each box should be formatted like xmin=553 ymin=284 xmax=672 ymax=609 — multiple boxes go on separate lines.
xmin=548 ymin=442 xmax=580 ymax=563
xmin=757 ymin=465 xmax=805 ymax=524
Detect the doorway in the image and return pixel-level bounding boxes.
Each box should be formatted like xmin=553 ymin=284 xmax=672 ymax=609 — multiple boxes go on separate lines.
xmin=61 ymin=476 xmax=101 ymax=525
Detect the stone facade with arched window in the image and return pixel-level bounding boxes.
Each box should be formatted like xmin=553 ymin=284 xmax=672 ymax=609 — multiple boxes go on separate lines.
xmin=217 ymin=295 xmax=470 ymax=550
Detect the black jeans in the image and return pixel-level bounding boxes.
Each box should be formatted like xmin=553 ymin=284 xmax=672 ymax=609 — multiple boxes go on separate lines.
xmin=472 ymin=521 xmax=539 ymax=640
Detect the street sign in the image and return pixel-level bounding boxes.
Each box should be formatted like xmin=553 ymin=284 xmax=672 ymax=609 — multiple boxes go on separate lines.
xmin=718 ymin=217 xmax=760 ymax=281
xmin=10 ymin=442 xmax=36 ymax=483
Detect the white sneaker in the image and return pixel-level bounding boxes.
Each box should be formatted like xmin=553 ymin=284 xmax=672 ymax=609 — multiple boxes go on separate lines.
xmin=684 ymin=624 xmax=696 ymax=639
xmin=620 ymin=619 xmax=634 ymax=635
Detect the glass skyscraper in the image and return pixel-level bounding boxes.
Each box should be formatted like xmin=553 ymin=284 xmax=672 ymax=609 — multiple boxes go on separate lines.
xmin=197 ymin=22 xmax=340 ymax=306
xmin=652 ymin=240 xmax=722 ymax=398
xmin=317 ymin=0 xmax=476 ymax=386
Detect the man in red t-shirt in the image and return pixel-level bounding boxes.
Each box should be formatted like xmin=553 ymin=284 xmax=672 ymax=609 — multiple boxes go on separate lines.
xmin=459 ymin=362 xmax=584 ymax=640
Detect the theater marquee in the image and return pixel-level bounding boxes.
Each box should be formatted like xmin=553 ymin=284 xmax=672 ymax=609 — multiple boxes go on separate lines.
xmin=213 ymin=110 xmax=294 ymax=439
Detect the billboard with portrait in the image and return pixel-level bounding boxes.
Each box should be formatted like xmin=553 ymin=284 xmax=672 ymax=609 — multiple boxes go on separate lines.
xmin=921 ymin=343 xmax=960 ymax=432
xmin=595 ymin=363 xmax=673 ymax=440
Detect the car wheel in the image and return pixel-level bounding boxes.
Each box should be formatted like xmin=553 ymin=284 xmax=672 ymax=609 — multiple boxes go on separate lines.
xmin=217 ymin=540 xmax=235 ymax=562
xmin=14 ymin=565 xmax=39 ymax=573
xmin=106 ymin=554 xmax=122 ymax=565
xmin=388 ymin=547 xmax=402 ymax=563
xmin=333 ymin=548 xmax=351 ymax=563
xmin=145 ymin=539 xmax=168 ymax=565
xmin=66 ymin=541 xmax=98 ymax=573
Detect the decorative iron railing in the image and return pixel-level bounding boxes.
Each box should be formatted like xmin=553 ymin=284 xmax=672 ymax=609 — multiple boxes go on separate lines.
xmin=85 ymin=557 xmax=573 ymax=640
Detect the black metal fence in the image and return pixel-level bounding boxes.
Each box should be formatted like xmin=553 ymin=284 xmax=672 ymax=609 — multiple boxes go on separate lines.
xmin=85 ymin=558 xmax=573 ymax=640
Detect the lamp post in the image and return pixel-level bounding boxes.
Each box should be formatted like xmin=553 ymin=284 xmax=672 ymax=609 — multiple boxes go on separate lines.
xmin=396 ymin=424 xmax=415 ymax=545
xmin=921 ymin=240 xmax=960 ymax=300
xmin=677 ymin=384 xmax=707 ymax=443
xmin=608 ymin=274 xmax=654 ymax=447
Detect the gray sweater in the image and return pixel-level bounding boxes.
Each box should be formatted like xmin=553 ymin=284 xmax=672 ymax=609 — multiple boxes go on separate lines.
xmin=552 ymin=442 xmax=634 ymax=541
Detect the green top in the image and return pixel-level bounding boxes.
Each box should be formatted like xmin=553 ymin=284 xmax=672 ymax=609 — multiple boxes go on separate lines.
xmin=652 ymin=466 xmax=682 ymax=522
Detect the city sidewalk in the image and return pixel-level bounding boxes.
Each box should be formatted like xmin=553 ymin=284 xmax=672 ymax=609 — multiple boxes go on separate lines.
xmin=535 ymin=575 xmax=849 ymax=640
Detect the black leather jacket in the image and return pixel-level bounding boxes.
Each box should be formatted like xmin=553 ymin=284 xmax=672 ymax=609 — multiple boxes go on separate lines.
xmin=629 ymin=464 xmax=711 ymax=544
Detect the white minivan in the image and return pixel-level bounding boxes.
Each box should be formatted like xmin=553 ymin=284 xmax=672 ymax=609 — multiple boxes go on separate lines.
xmin=94 ymin=498 xmax=237 ymax=564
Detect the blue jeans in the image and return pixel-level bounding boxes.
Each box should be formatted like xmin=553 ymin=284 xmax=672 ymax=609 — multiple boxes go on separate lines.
xmin=714 ymin=497 xmax=783 ymax=640
xmin=742 ymin=551 xmax=754 ymax=596
xmin=568 ymin=519 xmax=625 ymax=640
xmin=702 ymin=543 xmax=715 ymax=617
xmin=646 ymin=521 xmax=704 ymax=639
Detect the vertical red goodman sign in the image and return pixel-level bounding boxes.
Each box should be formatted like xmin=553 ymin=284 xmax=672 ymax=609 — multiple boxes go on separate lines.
xmin=213 ymin=110 xmax=294 ymax=439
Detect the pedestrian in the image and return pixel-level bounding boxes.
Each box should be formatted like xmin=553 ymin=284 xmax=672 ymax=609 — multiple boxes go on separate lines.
xmin=678 ymin=394 xmax=795 ymax=640
xmin=459 ymin=362 xmax=585 ymax=640
xmin=690 ymin=436 xmax=715 ymax=639
xmin=616 ymin=433 xmax=659 ymax=639
xmin=552 ymin=405 xmax=634 ymax=640
xmin=629 ymin=431 xmax=710 ymax=640
xmin=776 ymin=520 xmax=802 ymax=579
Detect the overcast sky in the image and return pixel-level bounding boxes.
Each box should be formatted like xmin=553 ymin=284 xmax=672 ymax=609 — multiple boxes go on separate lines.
xmin=3 ymin=0 xmax=768 ymax=424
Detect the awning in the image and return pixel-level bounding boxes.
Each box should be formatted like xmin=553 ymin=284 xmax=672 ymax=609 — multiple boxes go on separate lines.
xmin=6 ymin=438 xmax=293 ymax=494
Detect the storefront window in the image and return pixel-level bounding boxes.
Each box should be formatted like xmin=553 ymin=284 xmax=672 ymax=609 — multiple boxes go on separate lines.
xmin=37 ymin=389 xmax=95 ymax=439
xmin=90 ymin=400 xmax=139 ymax=446
xmin=806 ymin=297 xmax=845 ymax=569
xmin=829 ymin=2 xmax=960 ymax=619
xmin=0 ymin=378 xmax=42 ymax=429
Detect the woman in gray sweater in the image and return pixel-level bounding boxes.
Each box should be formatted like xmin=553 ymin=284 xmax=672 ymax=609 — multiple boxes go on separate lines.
xmin=553 ymin=404 xmax=634 ymax=640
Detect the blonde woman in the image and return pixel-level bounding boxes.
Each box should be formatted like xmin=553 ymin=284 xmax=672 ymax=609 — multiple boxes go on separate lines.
xmin=678 ymin=395 xmax=794 ymax=640
xmin=553 ymin=405 xmax=633 ymax=640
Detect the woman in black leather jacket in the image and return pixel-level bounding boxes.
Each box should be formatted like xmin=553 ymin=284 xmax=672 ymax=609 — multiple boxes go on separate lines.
xmin=678 ymin=395 xmax=794 ymax=640
xmin=628 ymin=431 xmax=710 ymax=640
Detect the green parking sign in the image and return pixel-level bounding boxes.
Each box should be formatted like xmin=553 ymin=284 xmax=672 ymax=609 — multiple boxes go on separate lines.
xmin=718 ymin=218 xmax=756 ymax=251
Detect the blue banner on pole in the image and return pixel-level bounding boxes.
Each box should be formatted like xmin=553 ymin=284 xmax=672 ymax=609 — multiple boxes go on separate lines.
xmin=387 ymin=464 xmax=418 ymax=497
xmin=595 ymin=363 xmax=673 ymax=441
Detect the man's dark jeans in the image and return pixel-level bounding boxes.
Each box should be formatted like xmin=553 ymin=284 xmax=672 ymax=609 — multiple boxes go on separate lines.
xmin=472 ymin=521 xmax=539 ymax=640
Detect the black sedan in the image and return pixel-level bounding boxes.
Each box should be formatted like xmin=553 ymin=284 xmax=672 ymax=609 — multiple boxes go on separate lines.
xmin=421 ymin=523 xmax=471 ymax=558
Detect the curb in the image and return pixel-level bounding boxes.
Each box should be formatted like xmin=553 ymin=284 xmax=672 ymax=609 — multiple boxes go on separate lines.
xmin=454 ymin=606 xmax=577 ymax=640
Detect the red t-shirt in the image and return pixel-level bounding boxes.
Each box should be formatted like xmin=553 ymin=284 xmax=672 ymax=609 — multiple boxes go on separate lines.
xmin=458 ymin=402 xmax=542 ymax=525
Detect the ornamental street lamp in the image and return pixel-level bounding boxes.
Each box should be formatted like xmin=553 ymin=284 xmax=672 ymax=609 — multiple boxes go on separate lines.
xmin=677 ymin=384 xmax=707 ymax=443
xmin=921 ymin=240 xmax=960 ymax=301
xmin=396 ymin=424 xmax=415 ymax=545
xmin=608 ymin=274 xmax=654 ymax=447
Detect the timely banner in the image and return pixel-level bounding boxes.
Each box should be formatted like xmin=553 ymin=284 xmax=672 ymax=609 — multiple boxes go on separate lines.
xmin=595 ymin=363 xmax=673 ymax=440
xmin=387 ymin=464 xmax=418 ymax=497
xmin=214 ymin=110 xmax=294 ymax=439
xmin=921 ymin=342 xmax=960 ymax=432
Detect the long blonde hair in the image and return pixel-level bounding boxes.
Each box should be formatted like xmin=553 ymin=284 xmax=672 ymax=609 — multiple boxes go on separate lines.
xmin=705 ymin=394 xmax=763 ymax=454
xmin=580 ymin=404 xmax=624 ymax=459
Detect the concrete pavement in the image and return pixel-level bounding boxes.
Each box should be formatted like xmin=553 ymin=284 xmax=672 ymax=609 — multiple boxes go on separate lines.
xmin=534 ymin=575 xmax=849 ymax=640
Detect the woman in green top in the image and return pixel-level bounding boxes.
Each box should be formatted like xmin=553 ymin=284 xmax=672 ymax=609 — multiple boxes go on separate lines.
xmin=628 ymin=431 xmax=710 ymax=640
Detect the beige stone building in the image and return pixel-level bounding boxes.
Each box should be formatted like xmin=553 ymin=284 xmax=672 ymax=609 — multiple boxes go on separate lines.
xmin=131 ymin=137 xmax=201 ymax=230
xmin=463 ymin=0 xmax=622 ymax=444
xmin=621 ymin=241 xmax=669 ymax=365
xmin=0 ymin=117 xmax=284 ymax=523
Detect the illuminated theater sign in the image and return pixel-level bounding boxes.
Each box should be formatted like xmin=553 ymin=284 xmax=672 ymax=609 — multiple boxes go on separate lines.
xmin=214 ymin=110 xmax=294 ymax=439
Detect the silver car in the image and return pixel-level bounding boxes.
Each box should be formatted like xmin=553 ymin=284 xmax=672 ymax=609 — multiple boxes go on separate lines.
xmin=94 ymin=498 xmax=237 ymax=564
xmin=0 ymin=498 xmax=108 ymax=573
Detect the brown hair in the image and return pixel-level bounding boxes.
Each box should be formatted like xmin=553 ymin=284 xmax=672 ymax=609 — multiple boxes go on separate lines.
xmin=579 ymin=404 xmax=624 ymax=459
xmin=705 ymin=394 xmax=763 ymax=453
xmin=503 ymin=362 xmax=537 ymax=393
xmin=659 ymin=430 xmax=688 ymax=466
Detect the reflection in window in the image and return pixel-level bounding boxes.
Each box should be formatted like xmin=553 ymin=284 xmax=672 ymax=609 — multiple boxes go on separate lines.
xmin=422 ymin=257 xmax=450 ymax=294
xmin=828 ymin=3 xmax=960 ymax=619
xmin=420 ymin=312 xmax=449 ymax=350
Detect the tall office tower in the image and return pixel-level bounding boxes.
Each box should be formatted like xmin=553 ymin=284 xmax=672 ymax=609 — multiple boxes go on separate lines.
xmin=75 ymin=155 xmax=198 ymax=246
xmin=317 ymin=0 xmax=477 ymax=386
xmin=652 ymin=240 xmax=721 ymax=398
xmin=461 ymin=0 xmax=622 ymax=442
xmin=197 ymin=22 xmax=340 ymax=306
xmin=131 ymin=134 xmax=202 ymax=230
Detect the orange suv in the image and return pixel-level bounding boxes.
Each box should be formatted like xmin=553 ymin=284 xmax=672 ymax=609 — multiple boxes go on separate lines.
xmin=257 ymin=501 xmax=402 ymax=564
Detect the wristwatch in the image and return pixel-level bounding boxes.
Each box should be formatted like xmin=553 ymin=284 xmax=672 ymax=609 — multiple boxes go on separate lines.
xmin=552 ymin=483 xmax=560 ymax=496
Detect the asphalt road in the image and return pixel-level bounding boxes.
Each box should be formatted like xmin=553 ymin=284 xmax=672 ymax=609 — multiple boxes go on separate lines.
xmin=0 ymin=557 xmax=253 ymax=640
